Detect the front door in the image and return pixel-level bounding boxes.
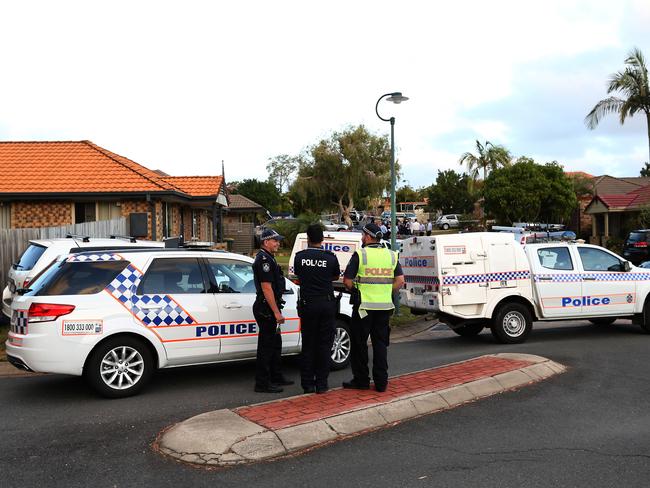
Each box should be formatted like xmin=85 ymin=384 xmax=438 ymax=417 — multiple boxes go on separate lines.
xmin=532 ymin=245 xmax=583 ymax=318
xmin=205 ymin=257 xmax=301 ymax=359
xmin=577 ymin=247 xmax=635 ymax=316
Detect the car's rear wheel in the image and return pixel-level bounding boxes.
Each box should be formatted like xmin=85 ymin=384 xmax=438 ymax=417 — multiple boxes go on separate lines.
xmin=452 ymin=323 xmax=484 ymax=337
xmin=588 ymin=317 xmax=617 ymax=326
xmin=490 ymin=303 xmax=532 ymax=344
xmin=84 ymin=336 xmax=154 ymax=398
xmin=330 ymin=319 xmax=351 ymax=370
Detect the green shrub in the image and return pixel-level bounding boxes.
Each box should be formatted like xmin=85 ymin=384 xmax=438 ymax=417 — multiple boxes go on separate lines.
xmin=605 ymin=236 xmax=624 ymax=255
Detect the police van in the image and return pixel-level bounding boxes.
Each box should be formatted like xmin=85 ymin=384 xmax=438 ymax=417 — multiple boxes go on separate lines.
xmin=399 ymin=232 xmax=650 ymax=343
xmin=288 ymin=231 xmax=398 ymax=289
xmin=6 ymin=248 xmax=353 ymax=397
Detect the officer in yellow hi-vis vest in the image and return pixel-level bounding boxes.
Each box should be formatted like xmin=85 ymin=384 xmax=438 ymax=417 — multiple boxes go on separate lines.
xmin=342 ymin=223 xmax=404 ymax=392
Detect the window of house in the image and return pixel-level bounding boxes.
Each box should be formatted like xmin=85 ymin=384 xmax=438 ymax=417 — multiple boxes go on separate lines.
xmin=0 ymin=204 xmax=9 ymax=229
xmin=162 ymin=203 xmax=173 ymax=238
xmin=192 ymin=210 xmax=198 ymax=238
xmin=97 ymin=202 xmax=121 ymax=221
xmin=75 ymin=202 xmax=96 ymax=224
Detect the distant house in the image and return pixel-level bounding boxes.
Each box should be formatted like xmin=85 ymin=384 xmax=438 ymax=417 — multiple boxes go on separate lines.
xmin=0 ymin=141 xmax=228 ymax=241
xmin=585 ymin=175 xmax=650 ymax=244
xmin=223 ymin=194 xmax=266 ymax=225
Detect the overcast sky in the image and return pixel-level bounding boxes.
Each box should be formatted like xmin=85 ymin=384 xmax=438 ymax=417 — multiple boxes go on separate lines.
xmin=1 ymin=0 xmax=649 ymax=188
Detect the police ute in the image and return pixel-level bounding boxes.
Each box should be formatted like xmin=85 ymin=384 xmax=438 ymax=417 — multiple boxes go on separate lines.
xmin=6 ymin=248 xmax=353 ymax=397
xmin=288 ymin=231 xmax=397 ymax=289
xmin=399 ymin=232 xmax=650 ymax=343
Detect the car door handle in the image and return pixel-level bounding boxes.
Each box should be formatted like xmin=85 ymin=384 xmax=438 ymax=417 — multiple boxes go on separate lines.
xmin=583 ymin=276 xmax=597 ymax=281
xmin=224 ymin=303 xmax=242 ymax=309
xmin=537 ymin=277 xmax=552 ymax=281
xmin=140 ymin=304 xmax=163 ymax=310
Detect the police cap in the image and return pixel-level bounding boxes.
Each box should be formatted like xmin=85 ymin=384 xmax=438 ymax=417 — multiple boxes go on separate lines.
xmin=362 ymin=223 xmax=383 ymax=240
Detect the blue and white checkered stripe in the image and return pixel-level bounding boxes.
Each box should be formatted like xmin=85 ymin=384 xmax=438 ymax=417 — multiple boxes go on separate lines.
xmin=68 ymin=253 xmax=123 ymax=262
xmin=12 ymin=310 xmax=28 ymax=335
xmin=442 ymin=270 xmax=530 ymax=286
xmin=534 ymin=273 xmax=650 ymax=282
xmin=105 ymin=264 xmax=196 ymax=326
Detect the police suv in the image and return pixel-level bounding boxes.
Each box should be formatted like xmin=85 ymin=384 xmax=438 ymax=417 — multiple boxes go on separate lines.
xmin=399 ymin=232 xmax=650 ymax=343
xmin=6 ymin=248 xmax=353 ymax=397
xmin=2 ymin=236 xmax=162 ymax=319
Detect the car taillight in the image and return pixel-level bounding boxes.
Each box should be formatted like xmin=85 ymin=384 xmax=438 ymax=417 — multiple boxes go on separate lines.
xmin=634 ymin=241 xmax=648 ymax=248
xmin=22 ymin=278 xmax=31 ymax=288
xmin=28 ymin=303 xmax=75 ymax=323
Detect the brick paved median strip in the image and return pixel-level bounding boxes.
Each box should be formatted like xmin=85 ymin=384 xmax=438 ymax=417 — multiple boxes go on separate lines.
xmin=157 ymin=353 xmax=566 ymax=467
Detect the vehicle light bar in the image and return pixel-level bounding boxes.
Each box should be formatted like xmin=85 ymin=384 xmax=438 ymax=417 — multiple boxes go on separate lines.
xmin=28 ymin=303 xmax=76 ymax=323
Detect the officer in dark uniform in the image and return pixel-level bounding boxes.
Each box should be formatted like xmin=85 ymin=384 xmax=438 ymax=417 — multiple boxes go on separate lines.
xmin=293 ymin=224 xmax=341 ymax=394
xmin=252 ymin=228 xmax=295 ymax=393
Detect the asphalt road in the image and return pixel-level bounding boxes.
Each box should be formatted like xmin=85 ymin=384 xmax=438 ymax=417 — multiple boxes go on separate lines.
xmin=3 ymin=320 xmax=650 ymax=488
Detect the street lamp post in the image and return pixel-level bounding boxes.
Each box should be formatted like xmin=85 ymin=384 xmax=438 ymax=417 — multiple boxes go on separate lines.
xmin=376 ymin=91 xmax=409 ymax=315
xmin=375 ymin=91 xmax=409 ymax=251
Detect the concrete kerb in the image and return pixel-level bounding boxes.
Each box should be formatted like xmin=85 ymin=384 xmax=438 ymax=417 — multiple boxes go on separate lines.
xmin=156 ymin=353 xmax=566 ymax=467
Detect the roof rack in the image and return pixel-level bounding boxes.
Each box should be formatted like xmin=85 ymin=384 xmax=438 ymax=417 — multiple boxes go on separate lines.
xmin=65 ymin=233 xmax=90 ymax=243
xmin=109 ymin=234 xmax=138 ymax=243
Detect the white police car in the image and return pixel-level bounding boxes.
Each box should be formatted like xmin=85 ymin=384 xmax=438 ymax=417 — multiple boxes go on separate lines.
xmin=6 ymin=248 xmax=353 ymax=397
xmin=2 ymin=236 xmax=162 ymax=319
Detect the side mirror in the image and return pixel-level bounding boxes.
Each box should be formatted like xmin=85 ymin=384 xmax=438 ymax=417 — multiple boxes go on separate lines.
xmin=624 ymin=261 xmax=631 ymax=272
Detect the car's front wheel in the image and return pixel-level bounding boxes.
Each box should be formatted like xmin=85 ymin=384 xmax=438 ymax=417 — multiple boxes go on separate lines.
xmin=442 ymin=223 xmax=449 ymax=230
xmin=84 ymin=336 xmax=154 ymax=398
xmin=330 ymin=319 xmax=351 ymax=370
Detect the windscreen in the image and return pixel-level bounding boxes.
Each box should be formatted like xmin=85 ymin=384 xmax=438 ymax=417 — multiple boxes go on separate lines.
xmin=627 ymin=232 xmax=647 ymax=243
xmin=14 ymin=244 xmax=47 ymax=271
xmin=27 ymin=260 xmax=128 ymax=296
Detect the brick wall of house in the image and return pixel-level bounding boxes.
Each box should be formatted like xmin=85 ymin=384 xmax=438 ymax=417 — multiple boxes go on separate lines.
xmin=11 ymin=201 xmax=72 ymax=228
xmin=183 ymin=208 xmax=192 ymax=239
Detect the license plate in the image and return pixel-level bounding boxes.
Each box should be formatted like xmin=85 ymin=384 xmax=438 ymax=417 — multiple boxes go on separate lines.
xmin=412 ymin=286 xmax=424 ymax=295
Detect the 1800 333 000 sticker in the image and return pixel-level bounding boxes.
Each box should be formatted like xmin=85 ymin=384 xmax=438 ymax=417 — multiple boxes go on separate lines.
xmin=61 ymin=320 xmax=103 ymax=336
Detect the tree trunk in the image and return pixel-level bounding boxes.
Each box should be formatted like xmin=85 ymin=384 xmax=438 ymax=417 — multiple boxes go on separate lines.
xmin=646 ymin=111 xmax=650 ymax=167
xmin=343 ymin=192 xmax=354 ymax=228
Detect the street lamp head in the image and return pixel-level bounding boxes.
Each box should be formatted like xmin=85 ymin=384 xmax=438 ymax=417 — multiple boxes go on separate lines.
xmin=387 ymin=92 xmax=409 ymax=104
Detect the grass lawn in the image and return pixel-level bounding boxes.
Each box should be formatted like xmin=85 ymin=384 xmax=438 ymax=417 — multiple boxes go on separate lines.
xmin=389 ymin=306 xmax=423 ymax=328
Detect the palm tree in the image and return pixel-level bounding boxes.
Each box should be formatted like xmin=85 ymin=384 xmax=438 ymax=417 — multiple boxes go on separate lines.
xmin=585 ymin=47 xmax=650 ymax=165
xmin=459 ymin=140 xmax=511 ymax=191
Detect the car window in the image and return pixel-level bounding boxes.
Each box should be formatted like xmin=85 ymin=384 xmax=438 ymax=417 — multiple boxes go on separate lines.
xmin=578 ymin=248 xmax=624 ymax=272
xmin=207 ymin=259 xmax=256 ymax=293
xmin=29 ymin=260 xmax=129 ymax=296
xmin=15 ymin=244 xmax=47 ymax=271
xmin=138 ymin=258 xmax=206 ymax=294
xmin=537 ymin=247 xmax=573 ymax=270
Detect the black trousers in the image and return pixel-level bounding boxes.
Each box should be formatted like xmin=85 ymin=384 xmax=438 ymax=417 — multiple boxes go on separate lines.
xmin=253 ymin=301 xmax=283 ymax=388
xmin=299 ymin=299 xmax=336 ymax=389
xmin=349 ymin=309 xmax=391 ymax=388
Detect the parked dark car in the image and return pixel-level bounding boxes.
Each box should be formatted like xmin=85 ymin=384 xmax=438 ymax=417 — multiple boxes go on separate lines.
xmin=623 ymin=229 xmax=650 ymax=264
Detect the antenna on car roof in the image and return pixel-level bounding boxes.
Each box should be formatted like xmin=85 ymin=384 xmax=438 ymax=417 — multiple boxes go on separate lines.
xmin=110 ymin=234 xmax=138 ymax=243
xmin=65 ymin=233 xmax=90 ymax=247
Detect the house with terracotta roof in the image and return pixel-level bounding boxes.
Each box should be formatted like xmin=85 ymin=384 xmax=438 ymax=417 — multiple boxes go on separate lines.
xmin=0 ymin=141 xmax=228 ymax=242
xmin=585 ymin=175 xmax=650 ymax=244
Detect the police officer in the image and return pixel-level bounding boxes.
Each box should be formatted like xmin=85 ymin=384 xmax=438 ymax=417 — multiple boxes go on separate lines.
xmin=252 ymin=229 xmax=295 ymax=393
xmin=293 ymin=224 xmax=341 ymax=394
xmin=342 ymin=223 xmax=404 ymax=392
